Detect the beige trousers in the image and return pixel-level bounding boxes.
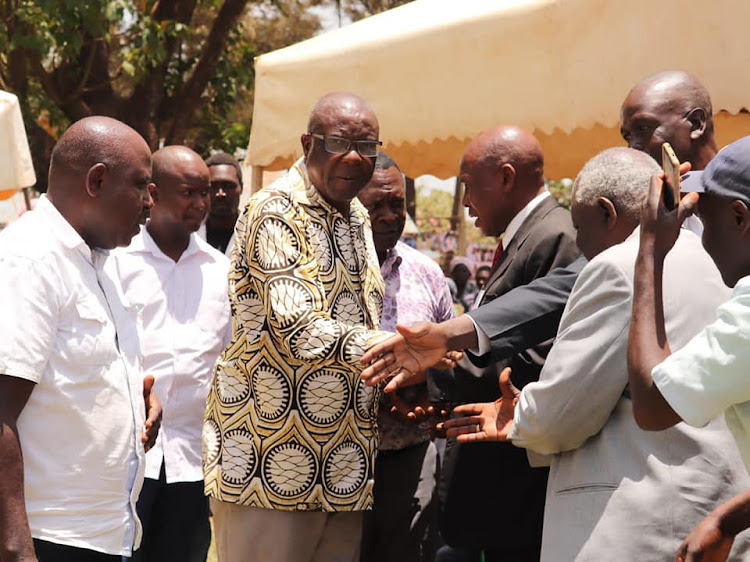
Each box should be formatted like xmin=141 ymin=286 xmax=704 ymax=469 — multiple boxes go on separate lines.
xmin=211 ymin=499 xmax=363 ymax=562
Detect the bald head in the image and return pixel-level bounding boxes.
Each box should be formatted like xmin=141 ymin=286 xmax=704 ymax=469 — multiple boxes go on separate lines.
xmin=152 ymin=145 xmax=208 ymax=187
xmin=149 ymin=145 xmax=210 ymax=237
xmin=46 ymin=116 xmax=153 ymax=250
xmin=49 ymin=116 xmax=150 ymax=192
xmin=621 ymin=70 xmax=716 ymax=169
xmin=463 ymin=126 xmax=545 ymax=190
xmin=307 ymin=92 xmax=378 ymax=135
xmin=460 ymin=126 xmax=546 ymax=237
xmin=627 ymin=71 xmax=712 ymax=119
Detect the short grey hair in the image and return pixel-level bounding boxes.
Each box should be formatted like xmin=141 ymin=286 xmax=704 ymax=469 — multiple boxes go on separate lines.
xmin=572 ymin=147 xmax=661 ymax=220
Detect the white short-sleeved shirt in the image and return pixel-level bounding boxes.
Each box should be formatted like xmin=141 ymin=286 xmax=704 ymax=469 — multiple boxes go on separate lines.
xmin=108 ymin=227 xmax=231 ymax=482
xmin=0 ymin=195 xmax=146 ymax=556
xmin=653 ymin=275 xmax=750 ymax=471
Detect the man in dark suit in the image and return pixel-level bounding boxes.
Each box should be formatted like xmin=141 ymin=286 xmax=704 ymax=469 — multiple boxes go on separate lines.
xmin=436 ymin=126 xmax=580 ymax=561
xmin=363 ymin=127 xmax=579 ymax=560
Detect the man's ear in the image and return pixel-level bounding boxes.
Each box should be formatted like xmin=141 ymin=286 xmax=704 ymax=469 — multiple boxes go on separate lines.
xmin=686 ymin=107 xmax=708 ymax=141
xmin=301 ymin=133 xmax=312 ymax=160
xmin=148 ymin=182 xmax=159 ymax=203
xmin=85 ymin=163 xmax=107 ymax=198
xmin=499 ymin=163 xmax=516 ymax=192
xmin=731 ymin=200 xmax=750 ymax=234
xmin=597 ymin=196 xmax=618 ymax=231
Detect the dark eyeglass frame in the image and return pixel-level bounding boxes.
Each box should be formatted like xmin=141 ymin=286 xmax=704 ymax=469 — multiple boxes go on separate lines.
xmin=307 ymin=133 xmax=382 ymax=157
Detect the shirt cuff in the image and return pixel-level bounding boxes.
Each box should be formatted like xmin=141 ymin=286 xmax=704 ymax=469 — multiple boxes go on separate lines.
xmin=466 ymin=315 xmax=490 ymax=356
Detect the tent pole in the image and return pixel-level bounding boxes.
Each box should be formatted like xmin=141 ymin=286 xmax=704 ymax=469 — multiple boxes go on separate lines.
xmin=251 ymin=166 xmax=264 ymax=194
xmin=22 ymin=187 xmax=32 ymax=210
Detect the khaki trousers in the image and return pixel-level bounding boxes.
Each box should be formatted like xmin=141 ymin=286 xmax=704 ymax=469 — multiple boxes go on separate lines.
xmin=211 ymin=499 xmax=363 ymax=562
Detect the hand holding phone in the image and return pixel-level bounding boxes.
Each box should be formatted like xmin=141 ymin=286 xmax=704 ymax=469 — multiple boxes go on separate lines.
xmin=662 ymin=142 xmax=681 ymax=210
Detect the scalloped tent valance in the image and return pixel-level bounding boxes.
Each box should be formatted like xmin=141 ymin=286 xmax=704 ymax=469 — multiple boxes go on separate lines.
xmin=246 ymin=0 xmax=750 ymax=180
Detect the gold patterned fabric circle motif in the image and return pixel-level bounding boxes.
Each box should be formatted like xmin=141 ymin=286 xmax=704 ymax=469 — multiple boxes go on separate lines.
xmin=251 ymin=361 xmax=291 ymax=422
xmin=263 ymin=440 xmax=317 ymax=498
xmin=298 ymin=370 xmax=350 ymax=425
xmin=220 ymin=428 xmax=257 ymax=486
xmin=323 ymin=440 xmax=367 ymax=496
xmin=254 ymin=217 xmax=300 ymax=271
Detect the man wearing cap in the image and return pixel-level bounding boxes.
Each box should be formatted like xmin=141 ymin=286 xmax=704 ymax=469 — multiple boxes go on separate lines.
xmin=627 ymin=136 xmax=750 ymax=560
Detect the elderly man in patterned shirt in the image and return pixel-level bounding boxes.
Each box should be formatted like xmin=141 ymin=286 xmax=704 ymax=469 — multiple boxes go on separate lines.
xmin=203 ymin=93 xmax=392 ymax=562
xmin=358 ymin=152 xmax=454 ymax=562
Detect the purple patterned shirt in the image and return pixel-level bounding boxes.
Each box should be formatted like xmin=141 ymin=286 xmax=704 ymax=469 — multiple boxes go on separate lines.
xmin=379 ymin=241 xmax=455 ymax=450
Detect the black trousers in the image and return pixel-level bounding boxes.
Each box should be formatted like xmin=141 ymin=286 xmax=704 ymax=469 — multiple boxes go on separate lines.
xmin=34 ymin=539 xmax=120 ymax=561
xmin=130 ymin=464 xmax=211 ymax=562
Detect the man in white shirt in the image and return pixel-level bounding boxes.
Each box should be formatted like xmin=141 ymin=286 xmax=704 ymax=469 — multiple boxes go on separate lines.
xmin=0 ymin=116 xmax=160 ymax=561
xmin=109 ymin=146 xmax=231 ymax=562
xmin=627 ymin=135 xmax=750 ymax=561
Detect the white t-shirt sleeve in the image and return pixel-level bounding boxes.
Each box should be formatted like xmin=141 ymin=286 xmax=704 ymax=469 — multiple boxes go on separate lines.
xmin=0 ymin=256 xmax=59 ymax=382
xmin=652 ymin=277 xmax=750 ymax=428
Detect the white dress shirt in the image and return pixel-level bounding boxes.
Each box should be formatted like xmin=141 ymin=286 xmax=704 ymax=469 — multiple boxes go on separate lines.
xmin=469 ymin=190 xmax=551 ymax=354
xmin=0 ymin=195 xmax=145 ymax=556
xmin=109 ymin=226 xmax=231 ymax=483
xmin=653 ymin=274 xmax=750 ymax=472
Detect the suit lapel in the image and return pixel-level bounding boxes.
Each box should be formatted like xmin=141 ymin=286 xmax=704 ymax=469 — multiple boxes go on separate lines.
xmin=480 ymin=196 xmax=560 ymax=305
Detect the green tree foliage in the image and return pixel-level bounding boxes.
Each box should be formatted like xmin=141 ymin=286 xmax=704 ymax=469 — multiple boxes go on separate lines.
xmin=337 ymin=0 xmax=412 ymax=21
xmin=0 ymin=0 xmax=322 ymax=189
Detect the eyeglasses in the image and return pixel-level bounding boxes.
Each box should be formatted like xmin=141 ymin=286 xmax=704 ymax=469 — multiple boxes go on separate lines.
xmin=308 ymin=133 xmax=382 ymax=157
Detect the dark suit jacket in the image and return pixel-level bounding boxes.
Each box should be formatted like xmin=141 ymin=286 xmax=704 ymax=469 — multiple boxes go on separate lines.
xmin=439 ymin=195 xmax=581 ymax=551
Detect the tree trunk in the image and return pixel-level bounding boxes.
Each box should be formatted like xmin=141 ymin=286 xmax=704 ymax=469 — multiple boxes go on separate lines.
xmin=165 ymin=0 xmax=249 ymax=145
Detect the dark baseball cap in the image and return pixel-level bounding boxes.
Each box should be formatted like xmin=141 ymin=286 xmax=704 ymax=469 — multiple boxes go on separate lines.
xmin=680 ymin=136 xmax=750 ymax=205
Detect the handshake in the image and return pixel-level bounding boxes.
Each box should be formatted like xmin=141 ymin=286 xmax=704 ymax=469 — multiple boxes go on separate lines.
xmin=360 ymin=320 xmax=518 ymax=443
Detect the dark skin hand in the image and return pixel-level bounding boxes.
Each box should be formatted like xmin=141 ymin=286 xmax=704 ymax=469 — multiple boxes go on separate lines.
xmin=360 ymin=318 xmax=472 ymax=391
xmin=627 ymin=164 xmax=694 ymax=430
xmin=386 ymin=388 xmax=452 ymax=438
xmin=0 ymin=377 xmax=38 ymax=562
xmin=142 ymin=374 xmax=162 ymax=452
xmin=438 ymin=367 xmax=518 ymax=442
xmin=676 ymin=490 xmax=750 ymax=562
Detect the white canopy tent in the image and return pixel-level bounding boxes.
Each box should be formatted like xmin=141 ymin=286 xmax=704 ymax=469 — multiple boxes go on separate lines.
xmin=246 ymin=0 xmax=750 ymax=182
xmin=0 ymin=90 xmax=36 ymax=200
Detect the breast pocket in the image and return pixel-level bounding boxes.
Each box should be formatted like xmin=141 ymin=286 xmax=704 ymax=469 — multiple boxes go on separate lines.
xmin=57 ymin=299 xmax=119 ymax=366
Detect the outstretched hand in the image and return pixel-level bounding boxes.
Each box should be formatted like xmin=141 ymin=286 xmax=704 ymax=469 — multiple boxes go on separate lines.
xmin=640 ymin=163 xmax=698 ymax=261
xmin=361 ymin=322 xmax=461 ymax=391
xmin=438 ymin=367 xmax=519 ymax=443
xmin=676 ymin=514 xmax=734 ymax=562
xmin=142 ymin=374 xmax=162 ymax=452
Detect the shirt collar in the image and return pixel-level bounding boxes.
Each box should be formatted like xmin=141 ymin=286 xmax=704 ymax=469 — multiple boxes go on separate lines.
xmin=36 ymin=194 xmax=95 ymax=264
xmin=136 ymin=223 xmax=203 ymax=262
xmin=503 ymin=189 xmax=550 ymax=247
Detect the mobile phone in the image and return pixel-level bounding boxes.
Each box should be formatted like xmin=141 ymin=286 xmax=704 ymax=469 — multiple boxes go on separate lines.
xmin=662 ymin=142 xmax=680 ymax=210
